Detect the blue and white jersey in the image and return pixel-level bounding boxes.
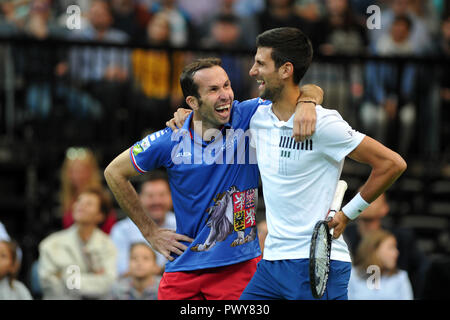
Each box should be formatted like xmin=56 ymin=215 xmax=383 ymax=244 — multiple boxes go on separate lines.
xmin=129 ymin=98 xmax=270 ymax=272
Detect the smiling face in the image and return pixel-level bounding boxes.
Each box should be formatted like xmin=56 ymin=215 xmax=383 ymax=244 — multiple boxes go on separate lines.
xmin=139 ymin=179 xmax=172 ymax=225
xmin=188 ymin=65 xmax=234 ymax=128
xmin=249 ymin=47 xmax=284 ymax=102
xmin=72 ymin=192 xmax=104 ymax=226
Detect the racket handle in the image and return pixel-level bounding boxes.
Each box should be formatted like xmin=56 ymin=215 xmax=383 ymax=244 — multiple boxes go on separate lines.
xmin=328 ymin=180 xmax=348 ymax=220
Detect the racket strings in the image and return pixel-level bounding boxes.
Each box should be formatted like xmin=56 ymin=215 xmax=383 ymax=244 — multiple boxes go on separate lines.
xmin=313 ymin=225 xmax=330 ymax=291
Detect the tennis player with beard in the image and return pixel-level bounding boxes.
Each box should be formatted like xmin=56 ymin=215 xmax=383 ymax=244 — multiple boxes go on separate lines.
xmin=237 ymin=27 xmax=407 ymax=300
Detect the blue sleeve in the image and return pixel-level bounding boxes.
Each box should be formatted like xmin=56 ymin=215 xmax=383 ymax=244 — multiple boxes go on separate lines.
xmin=129 ymin=128 xmax=173 ymax=173
xmin=232 ymin=98 xmax=271 ymax=128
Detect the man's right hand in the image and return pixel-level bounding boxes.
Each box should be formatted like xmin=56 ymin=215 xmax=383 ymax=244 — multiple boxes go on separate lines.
xmin=166 ymin=108 xmax=192 ymax=132
xmin=147 ymin=228 xmax=194 ymax=261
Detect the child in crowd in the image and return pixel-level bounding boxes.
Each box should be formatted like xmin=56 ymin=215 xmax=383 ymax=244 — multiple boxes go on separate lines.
xmin=109 ymin=242 xmax=161 ymax=300
xmin=348 ymin=229 xmax=413 ymax=300
xmin=0 ymin=240 xmax=32 ymax=300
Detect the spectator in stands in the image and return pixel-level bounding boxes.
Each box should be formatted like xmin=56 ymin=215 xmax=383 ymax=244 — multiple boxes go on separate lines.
xmin=18 ymin=0 xmax=68 ymax=120
xmin=110 ymin=171 xmax=176 ymax=276
xmin=0 ymin=240 xmax=32 ymax=300
xmin=60 ymin=147 xmax=117 ymax=233
xmin=302 ymin=0 xmax=366 ymax=123
xmin=197 ymin=0 xmax=258 ymax=49
xmin=294 ymin=0 xmax=325 ymax=24
xmin=199 ymin=13 xmax=251 ymax=101
xmin=361 ymin=15 xmax=417 ymax=157
xmin=130 ymin=11 xmax=186 ymax=133
xmin=24 ymin=0 xmax=67 ymax=39
xmin=61 ymin=0 xmax=131 ymax=137
xmin=201 ymin=13 xmax=244 ymax=50
xmin=312 ymin=0 xmax=367 ymax=55
xmin=110 ymin=0 xmax=151 ymax=43
xmin=176 ymin=0 xmax=219 ymax=29
xmin=109 ymin=242 xmax=161 ymax=299
xmin=0 ymin=221 xmax=22 ymax=269
xmin=232 ymin=0 xmax=265 ymax=17
xmin=149 ymin=0 xmax=191 ymax=47
xmin=0 ymin=0 xmax=30 ymax=30
xmin=68 ymin=0 xmax=130 ymax=76
xmin=38 ymin=187 xmax=117 ymax=300
xmin=344 ymin=193 xmax=429 ymax=298
xmin=256 ymin=0 xmax=313 ymax=36
xmin=368 ymin=0 xmax=433 ymax=55
xmin=52 ymin=0 xmax=92 ymax=29
xmin=348 ymin=229 xmax=414 ymax=300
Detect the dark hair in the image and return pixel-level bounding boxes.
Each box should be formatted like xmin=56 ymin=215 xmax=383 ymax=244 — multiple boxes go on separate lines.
xmin=138 ymin=170 xmax=170 ymax=193
xmin=129 ymin=242 xmax=156 ymax=261
xmin=354 ymin=229 xmax=398 ymax=277
xmin=256 ymin=27 xmax=313 ymax=84
xmin=80 ymin=187 xmax=112 ymax=217
xmin=180 ymin=58 xmax=222 ymax=99
xmin=0 ymin=240 xmax=19 ymax=288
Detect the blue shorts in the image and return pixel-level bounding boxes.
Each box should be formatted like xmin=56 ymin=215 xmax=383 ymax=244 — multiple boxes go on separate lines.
xmin=240 ymin=259 xmax=351 ymax=300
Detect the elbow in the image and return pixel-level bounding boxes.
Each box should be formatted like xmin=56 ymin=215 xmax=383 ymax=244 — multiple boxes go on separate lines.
xmin=391 ymin=152 xmax=407 ymax=177
xmin=103 ymin=164 xmax=115 ymax=184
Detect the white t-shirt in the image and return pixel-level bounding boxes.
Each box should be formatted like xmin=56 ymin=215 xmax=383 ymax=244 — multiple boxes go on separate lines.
xmin=250 ymin=104 xmax=365 ymax=262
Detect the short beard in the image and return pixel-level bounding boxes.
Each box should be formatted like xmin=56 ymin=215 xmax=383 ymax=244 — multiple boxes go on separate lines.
xmin=260 ymin=84 xmax=283 ymax=102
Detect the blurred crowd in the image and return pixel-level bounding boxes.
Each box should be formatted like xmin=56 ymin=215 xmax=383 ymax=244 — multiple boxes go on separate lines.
xmin=0 ymin=0 xmax=450 ymax=300
xmin=1 ymin=0 xmax=448 ymax=53
xmin=0 ymin=0 xmax=449 ymax=158
xmin=1 ymin=147 xmax=175 ymax=300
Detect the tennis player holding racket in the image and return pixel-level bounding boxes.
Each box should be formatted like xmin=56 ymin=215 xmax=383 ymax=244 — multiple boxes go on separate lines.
xmin=239 ymin=27 xmax=407 ymax=300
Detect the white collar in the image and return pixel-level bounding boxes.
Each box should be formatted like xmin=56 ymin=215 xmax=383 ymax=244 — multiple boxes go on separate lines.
xmin=268 ymin=106 xmax=294 ymax=128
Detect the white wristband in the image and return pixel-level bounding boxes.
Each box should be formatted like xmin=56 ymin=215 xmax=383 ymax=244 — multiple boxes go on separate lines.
xmin=341 ymin=192 xmax=370 ymax=220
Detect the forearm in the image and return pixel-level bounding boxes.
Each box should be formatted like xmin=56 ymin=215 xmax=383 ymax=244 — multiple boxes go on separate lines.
xmin=104 ymin=168 xmax=157 ymax=238
xmin=358 ymin=152 xmax=406 ymax=203
xmin=299 ymin=84 xmax=324 ymax=104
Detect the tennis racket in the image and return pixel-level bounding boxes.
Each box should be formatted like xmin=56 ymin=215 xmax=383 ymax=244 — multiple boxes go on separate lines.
xmin=309 ymin=180 xmax=348 ymax=299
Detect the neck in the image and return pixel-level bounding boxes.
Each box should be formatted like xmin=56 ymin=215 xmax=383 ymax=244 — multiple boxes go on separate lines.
xmin=271 ymin=84 xmax=301 ymax=121
xmin=132 ymin=275 xmax=154 ymax=294
xmin=77 ymin=224 xmax=96 ymax=243
xmin=191 ymin=113 xmax=221 ymax=142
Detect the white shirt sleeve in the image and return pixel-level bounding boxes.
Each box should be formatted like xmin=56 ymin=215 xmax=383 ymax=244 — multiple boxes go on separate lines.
xmin=316 ymin=111 xmax=365 ymax=163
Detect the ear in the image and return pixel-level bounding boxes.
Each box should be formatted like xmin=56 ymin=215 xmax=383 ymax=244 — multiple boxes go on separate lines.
xmin=186 ymin=96 xmax=199 ymax=111
xmin=279 ymin=62 xmax=294 ymax=80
